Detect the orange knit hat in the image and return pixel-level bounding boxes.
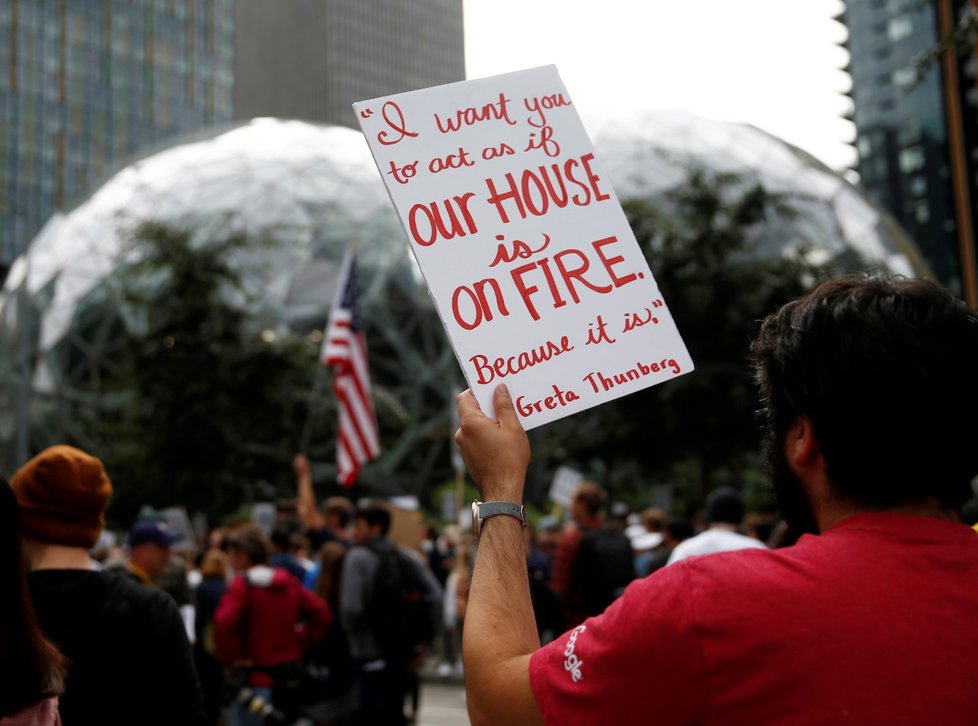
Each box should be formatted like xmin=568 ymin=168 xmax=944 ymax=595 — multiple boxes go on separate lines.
xmin=11 ymin=445 xmax=113 ymax=549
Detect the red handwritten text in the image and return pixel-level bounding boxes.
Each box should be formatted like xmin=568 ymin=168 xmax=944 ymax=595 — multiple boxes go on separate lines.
xmin=583 ymin=358 xmax=682 ymax=393
xmin=409 ymin=193 xmax=478 ymax=247
xmin=434 ymin=92 xmax=518 ymax=133
xmin=510 ymin=236 xmax=640 ymax=321
xmin=623 ymin=299 xmax=664 ymax=332
xmin=516 ymin=384 xmax=580 ymax=417
xmin=428 ymin=146 xmax=475 ymax=174
xmin=484 ymin=153 xmax=610 ymax=223
xmin=489 ymin=233 xmax=551 ymax=267
xmin=468 ymin=335 xmax=574 ymax=384
xmin=524 ymin=92 xmax=573 ymax=128
xmin=386 ymin=159 xmax=420 ymax=185
xmin=451 ymin=235 xmax=640 ymax=329
xmin=482 ymin=142 xmax=516 ymax=160
xmin=377 ymin=102 xmax=419 ymax=146
xmin=525 ymin=125 xmax=560 ymax=157
xmin=585 ymin=314 xmax=616 ymax=345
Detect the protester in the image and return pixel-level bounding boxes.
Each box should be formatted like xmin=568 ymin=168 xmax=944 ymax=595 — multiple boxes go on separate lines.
xmin=440 ymin=534 xmax=472 ymax=676
xmin=294 ymin=453 xmax=356 ymax=552
xmin=118 ymin=519 xmax=181 ymax=583
xmin=454 ymin=273 xmax=978 ymax=724
xmin=193 ymin=548 xmax=231 ymax=725
xmin=548 ymin=481 xmax=634 ymax=627
xmin=339 ymin=500 xmax=442 ymax=726
xmin=12 ymin=445 xmax=207 ymax=725
xmin=269 ymin=523 xmax=309 ymax=582
xmin=109 ymin=516 xmax=198 ymax=642
xmin=666 ymin=486 xmax=767 ymax=564
xmin=213 ymin=524 xmax=332 ymax=726
xmin=637 ymin=518 xmax=694 ymax=577
xmin=524 ymin=523 xmax=552 ymax=584
xmin=306 ymin=540 xmax=358 ymax=725
xmin=0 ymin=476 xmax=66 ymax=725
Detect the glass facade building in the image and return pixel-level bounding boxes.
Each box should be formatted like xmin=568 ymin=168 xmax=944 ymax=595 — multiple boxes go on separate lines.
xmin=839 ymin=0 xmax=978 ymax=300
xmin=0 ymin=114 xmax=932 ymax=486
xmin=0 ymin=0 xmax=465 ymax=277
xmin=0 ymin=0 xmax=236 ymax=272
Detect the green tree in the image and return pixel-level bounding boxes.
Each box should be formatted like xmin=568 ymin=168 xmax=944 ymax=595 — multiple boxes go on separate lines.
xmin=527 ymin=167 xmax=848 ymax=515
xmin=97 ymin=222 xmax=317 ymax=525
xmin=910 ymin=1 xmax=977 ymax=81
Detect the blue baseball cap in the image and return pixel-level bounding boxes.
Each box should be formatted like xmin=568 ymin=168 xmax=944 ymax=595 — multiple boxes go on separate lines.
xmin=128 ymin=520 xmax=180 ymax=548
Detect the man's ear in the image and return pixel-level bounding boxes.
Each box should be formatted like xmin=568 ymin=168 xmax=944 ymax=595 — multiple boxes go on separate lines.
xmin=785 ymin=415 xmax=822 ymax=472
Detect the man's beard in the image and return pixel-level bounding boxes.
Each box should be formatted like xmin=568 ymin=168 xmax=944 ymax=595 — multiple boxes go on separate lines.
xmin=769 ymin=435 xmax=820 ymax=537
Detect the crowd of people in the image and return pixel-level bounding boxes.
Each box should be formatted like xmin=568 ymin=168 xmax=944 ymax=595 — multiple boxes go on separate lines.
xmin=0 ymin=439 xmax=793 ymax=726
xmin=5 ymin=273 xmax=978 ymax=726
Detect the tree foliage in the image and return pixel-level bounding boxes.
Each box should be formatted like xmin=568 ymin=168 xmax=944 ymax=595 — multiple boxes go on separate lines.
xmin=97 ymin=222 xmax=317 ymax=525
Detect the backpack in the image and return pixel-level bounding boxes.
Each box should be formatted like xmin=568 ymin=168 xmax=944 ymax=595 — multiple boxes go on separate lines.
xmin=363 ymin=539 xmax=435 ymax=660
xmin=573 ymin=526 xmax=636 ymax=616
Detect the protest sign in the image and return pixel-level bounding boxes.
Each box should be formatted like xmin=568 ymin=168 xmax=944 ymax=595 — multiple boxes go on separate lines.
xmin=160 ymin=506 xmax=197 ymax=553
xmin=549 ymin=466 xmax=584 ymax=508
xmin=355 ymin=65 xmax=692 ymax=428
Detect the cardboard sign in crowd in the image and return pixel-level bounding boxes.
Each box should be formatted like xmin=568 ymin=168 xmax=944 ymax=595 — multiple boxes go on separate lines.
xmin=356 ymin=66 xmax=693 ymax=429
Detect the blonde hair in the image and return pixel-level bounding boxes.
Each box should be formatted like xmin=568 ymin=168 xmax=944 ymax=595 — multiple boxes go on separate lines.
xmin=199 ymin=548 xmax=229 ymax=579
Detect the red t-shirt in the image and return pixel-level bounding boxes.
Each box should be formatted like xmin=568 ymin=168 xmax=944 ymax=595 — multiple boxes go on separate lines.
xmin=530 ymin=513 xmax=978 ymax=725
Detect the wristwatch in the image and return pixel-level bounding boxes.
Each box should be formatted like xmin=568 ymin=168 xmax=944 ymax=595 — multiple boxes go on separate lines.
xmin=471 ymin=500 xmax=527 ymax=538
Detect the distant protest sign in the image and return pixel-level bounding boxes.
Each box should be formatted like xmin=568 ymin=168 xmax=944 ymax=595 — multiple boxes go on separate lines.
xmin=549 ymin=466 xmax=584 ymax=508
xmin=355 ymin=65 xmax=692 ymax=429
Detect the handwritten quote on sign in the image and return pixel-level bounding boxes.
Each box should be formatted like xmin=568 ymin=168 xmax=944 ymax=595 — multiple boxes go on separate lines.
xmin=355 ymin=65 xmax=693 ymax=429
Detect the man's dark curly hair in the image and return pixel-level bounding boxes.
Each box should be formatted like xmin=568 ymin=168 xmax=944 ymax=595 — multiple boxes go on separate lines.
xmin=749 ymin=272 xmax=978 ymax=509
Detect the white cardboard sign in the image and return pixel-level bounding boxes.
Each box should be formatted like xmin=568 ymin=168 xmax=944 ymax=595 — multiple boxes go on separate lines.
xmin=548 ymin=466 xmax=584 ymax=508
xmin=355 ymin=66 xmax=692 ymax=429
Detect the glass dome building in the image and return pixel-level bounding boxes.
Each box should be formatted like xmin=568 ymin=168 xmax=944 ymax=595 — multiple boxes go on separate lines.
xmin=0 ymin=113 xmax=931 ymax=498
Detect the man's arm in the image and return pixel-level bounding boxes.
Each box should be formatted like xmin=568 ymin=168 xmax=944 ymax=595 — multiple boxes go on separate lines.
xmin=455 ymin=385 xmax=544 ymax=726
xmin=294 ymin=453 xmax=325 ymax=531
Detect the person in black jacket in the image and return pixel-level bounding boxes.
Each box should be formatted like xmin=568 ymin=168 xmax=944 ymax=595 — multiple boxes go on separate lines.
xmin=11 ymin=444 xmax=207 ymax=726
xmin=0 ymin=475 xmax=67 ymax=724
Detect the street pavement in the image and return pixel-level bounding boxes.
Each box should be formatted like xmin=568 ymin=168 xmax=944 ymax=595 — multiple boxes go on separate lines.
xmin=416 ymin=674 xmax=470 ymax=726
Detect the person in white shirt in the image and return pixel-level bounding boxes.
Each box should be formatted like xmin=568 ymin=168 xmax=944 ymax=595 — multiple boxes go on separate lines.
xmin=667 ymin=486 xmax=767 ymax=565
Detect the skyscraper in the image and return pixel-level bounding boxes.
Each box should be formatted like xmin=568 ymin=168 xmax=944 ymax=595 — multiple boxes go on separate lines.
xmin=233 ymin=0 xmax=465 ymax=128
xmin=839 ymin=0 xmax=977 ymax=303
xmin=0 ymin=1 xmax=236 ymax=271
xmin=0 ymin=0 xmax=464 ymax=276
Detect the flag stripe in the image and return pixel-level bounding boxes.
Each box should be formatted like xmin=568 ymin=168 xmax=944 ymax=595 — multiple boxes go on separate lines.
xmin=323 ymin=250 xmax=380 ymax=487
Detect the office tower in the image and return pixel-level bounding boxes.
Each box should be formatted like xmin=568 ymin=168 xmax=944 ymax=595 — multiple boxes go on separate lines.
xmin=839 ymin=0 xmax=977 ymax=302
xmin=0 ymin=1 xmax=236 ymax=272
xmin=233 ymin=0 xmax=465 ymax=128
xmin=0 ymin=0 xmax=464 ymax=275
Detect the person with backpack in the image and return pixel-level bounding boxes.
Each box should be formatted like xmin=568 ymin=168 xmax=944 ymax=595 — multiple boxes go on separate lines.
xmin=214 ymin=525 xmax=332 ymax=726
xmin=548 ymin=481 xmax=635 ymax=628
xmin=339 ymin=500 xmax=442 ymax=726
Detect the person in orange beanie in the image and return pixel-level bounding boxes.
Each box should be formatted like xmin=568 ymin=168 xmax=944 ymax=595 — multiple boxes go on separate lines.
xmin=12 ymin=445 xmax=207 ymax=726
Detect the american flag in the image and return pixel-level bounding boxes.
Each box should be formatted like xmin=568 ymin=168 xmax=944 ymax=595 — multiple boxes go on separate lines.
xmin=321 ymin=249 xmax=380 ymax=486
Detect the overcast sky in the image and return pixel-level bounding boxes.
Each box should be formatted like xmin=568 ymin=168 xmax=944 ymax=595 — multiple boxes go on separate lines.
xmin=463 ymin=0 xmax=854 ymax=172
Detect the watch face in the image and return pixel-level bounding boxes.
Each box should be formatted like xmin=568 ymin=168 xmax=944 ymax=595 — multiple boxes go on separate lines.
xmin=471 ymin=500 xmax=481 ymax=537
